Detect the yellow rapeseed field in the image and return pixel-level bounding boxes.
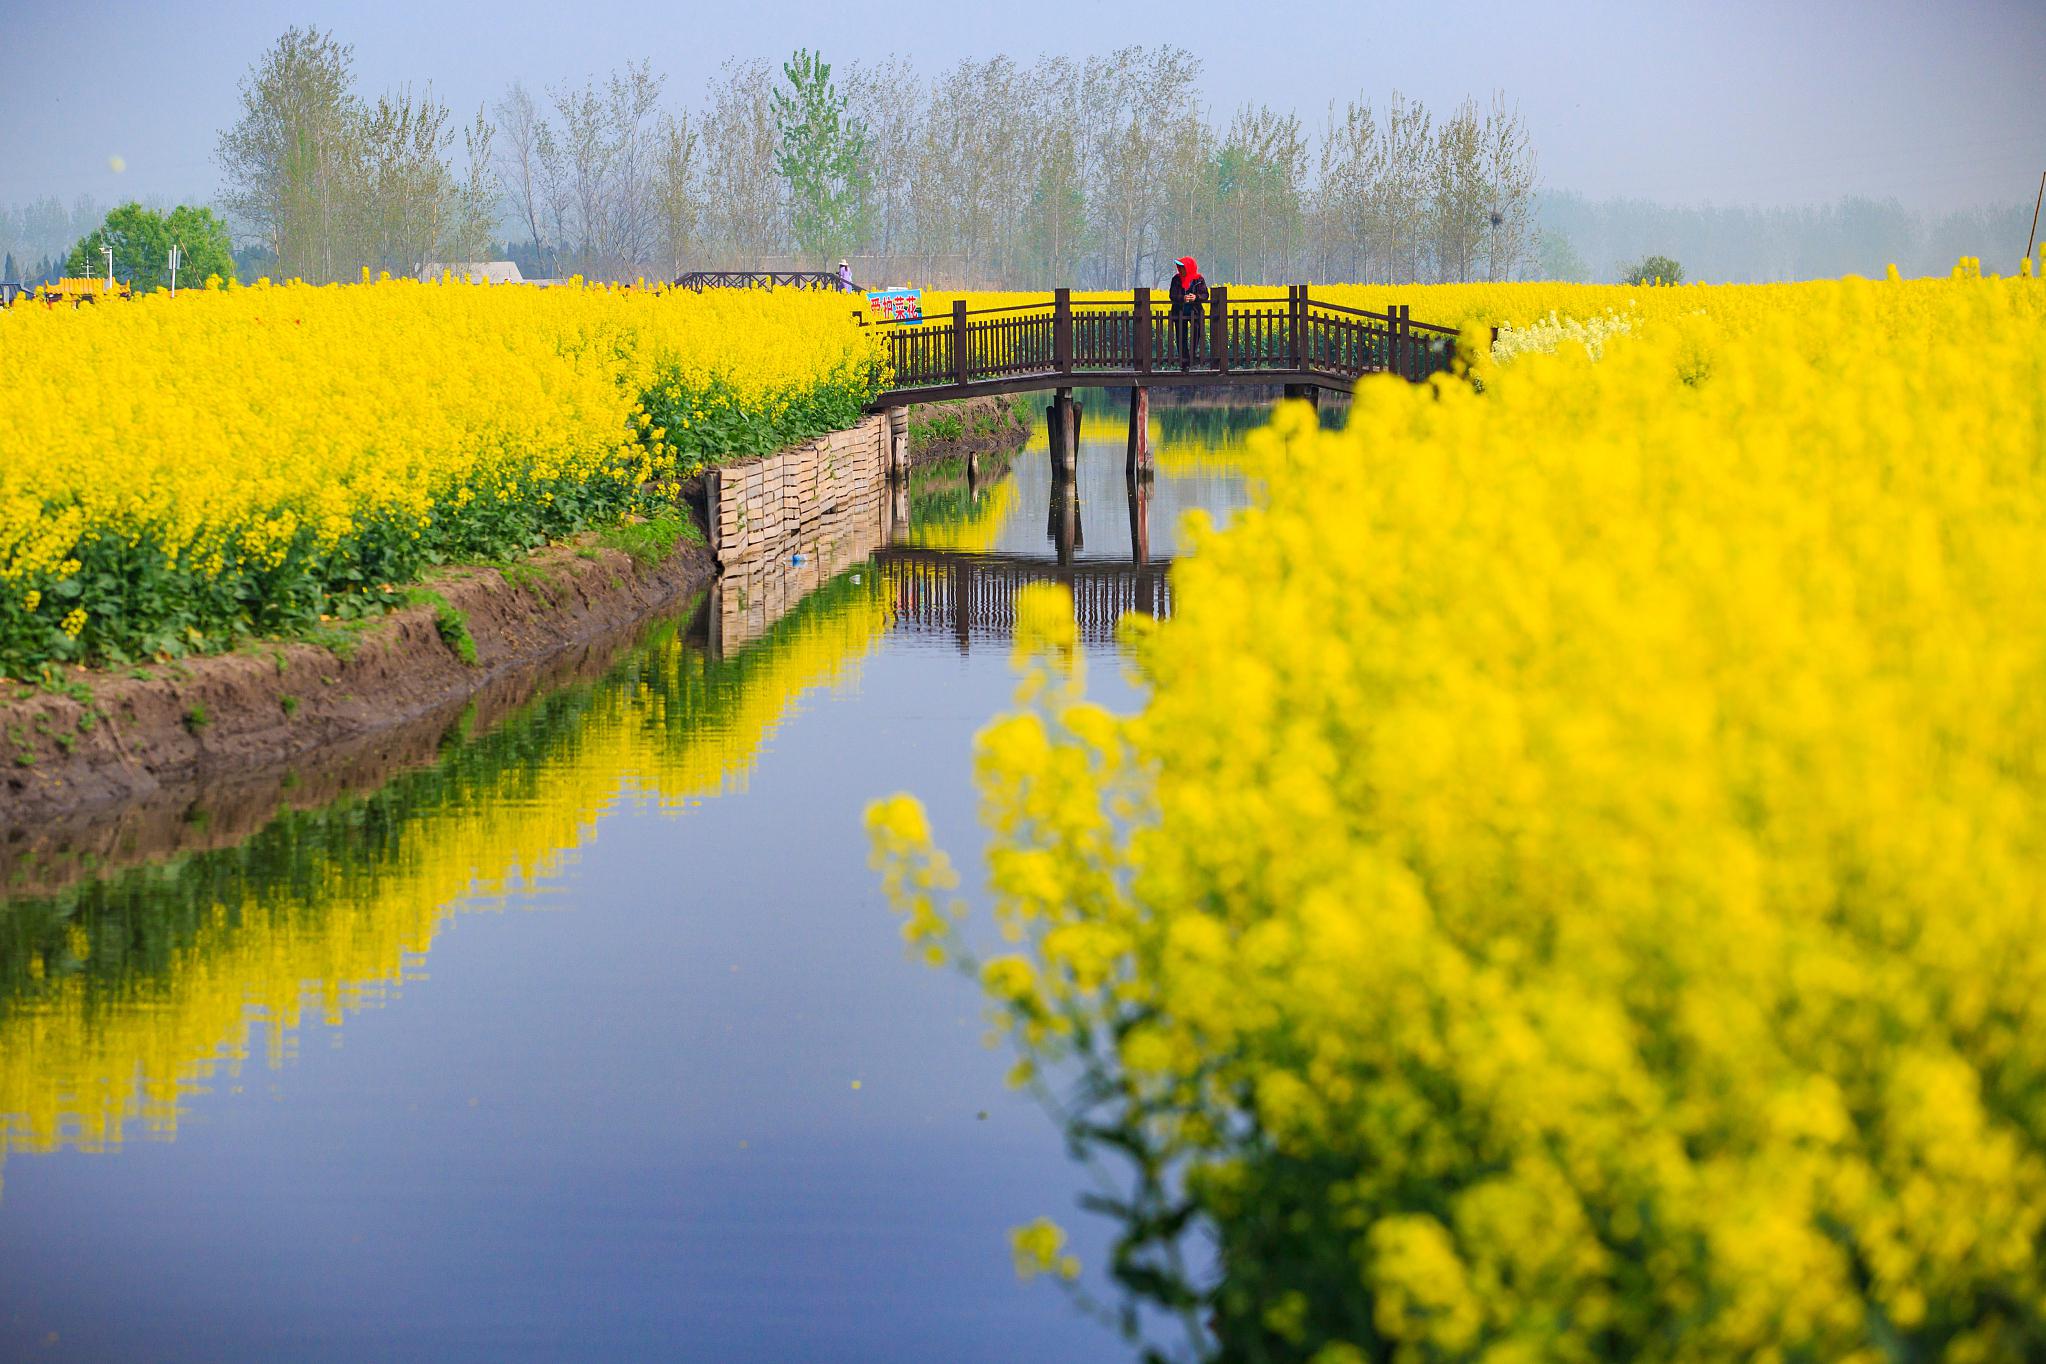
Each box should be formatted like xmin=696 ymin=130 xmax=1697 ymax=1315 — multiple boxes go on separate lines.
xmin=0 ymin=278 xmax=884 ymax=671
xmin=874 ymin=266 xmax=2046 ymax=1361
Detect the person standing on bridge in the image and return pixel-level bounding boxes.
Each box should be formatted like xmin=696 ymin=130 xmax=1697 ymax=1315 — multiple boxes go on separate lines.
xmin=837 ymin=259 xmax=854 ymax=291
xmin=1168 ymin=256 xmax=1208 ymax=371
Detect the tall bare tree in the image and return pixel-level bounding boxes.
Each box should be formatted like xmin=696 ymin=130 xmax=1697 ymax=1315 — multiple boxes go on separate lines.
xmin=1429 ymin=97 xmax=1488 ymax=283
xmin=216 ymin=27 xmax=359 ymax=281
xmin=653 ymin=111 xmax=701 ymax=277
xmin=700 ymin=60 xmax=784 ymax=265
xmin=493 ymin=81 xmax=547 ymax=256
xmin=1479 ymin=93 xmax=1538 ymax=280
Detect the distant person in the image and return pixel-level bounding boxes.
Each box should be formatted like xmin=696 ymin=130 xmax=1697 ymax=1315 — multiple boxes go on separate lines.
xmin=1168 ymin=256 xmax=1208 ymax=371
xmin=837 ymin=259 xmax=854 ymax=291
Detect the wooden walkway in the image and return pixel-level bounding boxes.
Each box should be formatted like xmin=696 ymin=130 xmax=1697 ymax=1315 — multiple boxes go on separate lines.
xmin=866 ymin=286 xmax=1468 ymax=408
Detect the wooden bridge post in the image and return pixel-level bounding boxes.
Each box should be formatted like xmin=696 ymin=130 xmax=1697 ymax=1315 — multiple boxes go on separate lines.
xmin=1126 ymin=385 xmax=1151 ymax=479
xmin=952 ymin=299 xmax=969 ymax=387
xmin=887 ymin=406 xmax=909 ymax=480
xmin=1209 ymin=285 xmax=1229 ymax=375
xmin=1133 ymin=287 xmax=1153 ymax=374
xmin=1048 ymin=387 xmax=1079 ymax=479
xmin=1289 ymin=285 xmax=1308 ymax=374
xmin=1054 ymin=288 xmax=1073 ymax=376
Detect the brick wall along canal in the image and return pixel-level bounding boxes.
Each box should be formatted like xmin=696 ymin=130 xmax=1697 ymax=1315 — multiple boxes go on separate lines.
xmin=0 ymin=414 xmax=1253 ymax=1362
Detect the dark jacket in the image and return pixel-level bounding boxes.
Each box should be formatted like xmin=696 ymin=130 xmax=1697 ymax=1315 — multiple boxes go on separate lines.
xmin=1169 ymin=272 xmax=1208 ymax=320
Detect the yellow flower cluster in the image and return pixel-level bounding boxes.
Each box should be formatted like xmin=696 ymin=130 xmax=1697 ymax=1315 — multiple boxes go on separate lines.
xmin=873 ymin=270 xmax=2046 ymax=1359
xmin=0 ymin=278 xmax=883 ymax=668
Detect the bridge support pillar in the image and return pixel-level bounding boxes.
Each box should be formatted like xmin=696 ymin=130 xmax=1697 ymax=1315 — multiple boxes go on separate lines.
xmin=1125 ymin=386 xmax=1151 ymax=480
xmin=1047 ymin=388 xmax=1080 ymax=479
xmin=886 ymin=406 xmax=910 ymax=480
xmin=1282 ymin=383 xmax=1321 ymax=412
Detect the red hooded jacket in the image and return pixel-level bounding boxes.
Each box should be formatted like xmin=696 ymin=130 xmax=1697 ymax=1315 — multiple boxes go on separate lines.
xmin=1169 ymin=257 xmax=1208 ymax=318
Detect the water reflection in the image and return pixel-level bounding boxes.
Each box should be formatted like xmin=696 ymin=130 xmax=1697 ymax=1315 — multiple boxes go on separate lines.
xmin=0 ymin=416 xmax=1257 ymax=1360
xmin=0 ymin=573 xmax=894 ymax=1188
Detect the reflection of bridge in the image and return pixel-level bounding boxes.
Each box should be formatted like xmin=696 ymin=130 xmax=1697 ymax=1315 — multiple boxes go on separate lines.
xmin=875 ymin=547 xmax=1172 ymax=649
xmin=708 ymin=462 xmax=1175 ymax=657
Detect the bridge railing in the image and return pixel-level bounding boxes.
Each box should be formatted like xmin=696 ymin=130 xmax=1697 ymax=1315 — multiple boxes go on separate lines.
xmin=864 ymin=286 xmax=1468 ymax=397
xmin=677 ymin=270 xmax=856 ymax=292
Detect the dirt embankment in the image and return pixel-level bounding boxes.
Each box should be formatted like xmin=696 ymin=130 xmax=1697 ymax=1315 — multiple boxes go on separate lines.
xmin=0 ymin=530 xmax=715 ymax=843
xmin=904 ymin=394 xmax=1031 ymax=466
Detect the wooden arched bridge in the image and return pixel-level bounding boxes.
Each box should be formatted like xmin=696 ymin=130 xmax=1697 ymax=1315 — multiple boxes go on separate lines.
xmin=864 ymin=286 xmax=1473 ymax=475
xmin=866 ymin=286 xmax=1468 ymax=406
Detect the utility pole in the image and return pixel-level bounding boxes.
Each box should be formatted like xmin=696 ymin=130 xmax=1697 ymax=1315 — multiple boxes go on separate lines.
xmin=2027 ymin=171 xmax=2045 ymax=274
xmin=168 ymin=243 xmax=182 ymax=297
xmin=101 ymin=242 xmax=114 ymax=291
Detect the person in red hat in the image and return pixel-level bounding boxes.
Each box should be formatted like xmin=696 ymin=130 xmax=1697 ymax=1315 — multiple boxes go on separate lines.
xmin=1168 ymin=256 xmax=1208 ymax=371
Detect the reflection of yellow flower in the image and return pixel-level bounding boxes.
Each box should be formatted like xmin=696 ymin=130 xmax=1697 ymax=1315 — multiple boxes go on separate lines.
xmin=1010 ymin=1218 xmax=1079 ymax=1281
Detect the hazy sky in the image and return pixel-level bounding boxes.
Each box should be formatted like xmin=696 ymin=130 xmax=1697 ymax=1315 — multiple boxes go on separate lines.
xmin=4 ymin=0 xmax=2042 ymax=213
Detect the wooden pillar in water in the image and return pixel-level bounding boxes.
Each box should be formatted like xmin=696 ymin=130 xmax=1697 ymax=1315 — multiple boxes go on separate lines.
xmin=886 ymin=406 xmax=910 ymax=479
xmin=1047 ymin=387 xmax=1079 ymax=478
xmin=1127 ymin=471 xmax=1151 ymax=566
xmin=1125 ymin=386 xmax=1150 ymax=479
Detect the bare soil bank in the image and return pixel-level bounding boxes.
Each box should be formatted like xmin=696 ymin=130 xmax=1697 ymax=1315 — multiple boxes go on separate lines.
xmin=0 ymin=529 xmax=715 ymax=848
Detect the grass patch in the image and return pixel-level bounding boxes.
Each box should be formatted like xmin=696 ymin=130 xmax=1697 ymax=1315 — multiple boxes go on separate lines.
xmin=404 ymin=589 xmax=478 ymax=666
xmin=501 ymin=562 xmax=561 ymax=600
xmin=305 ymin=622 xmax=366 ymax=662
xmin=595 ymin=507 xmax=700 ymax=566
xmin=280 ymin=695 xmax=300 ymax=717
xmin=183 ymin=704 xmax=209 ymax=733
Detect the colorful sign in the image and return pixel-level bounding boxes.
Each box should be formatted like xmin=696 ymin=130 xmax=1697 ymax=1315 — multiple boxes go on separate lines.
xmin=866 ymin=287 xmax=923 ymax=325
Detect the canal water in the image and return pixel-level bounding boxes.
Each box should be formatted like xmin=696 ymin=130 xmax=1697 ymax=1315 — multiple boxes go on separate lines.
xmin=0 ymin=413 xmax=1255 ymax=1361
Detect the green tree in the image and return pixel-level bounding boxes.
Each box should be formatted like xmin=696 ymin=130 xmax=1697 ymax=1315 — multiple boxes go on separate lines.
xmin=1625 ymin=252 xmax=1684 ymax=285
xmin=65 ymin=203 xmax=234 ymax=292
xmin=770 ymin=49 xmax=872 ymax=263
xmin=1535 ymin=229 xmax=1587 ymax=281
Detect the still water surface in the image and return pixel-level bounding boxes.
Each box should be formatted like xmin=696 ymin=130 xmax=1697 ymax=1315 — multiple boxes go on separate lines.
xmin=0 ymin=425 xmax=1251 ymax=1361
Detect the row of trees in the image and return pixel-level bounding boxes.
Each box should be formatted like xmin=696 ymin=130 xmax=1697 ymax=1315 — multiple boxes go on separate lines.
xmin=487 ymin=46 xmax=1540 ymax=287
xmin=215 ymin=28 xmax=495 ymax=283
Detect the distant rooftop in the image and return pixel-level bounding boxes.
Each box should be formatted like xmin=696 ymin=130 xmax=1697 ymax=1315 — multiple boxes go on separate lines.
xmin=416 ymin=261 xmax=526 ymax=285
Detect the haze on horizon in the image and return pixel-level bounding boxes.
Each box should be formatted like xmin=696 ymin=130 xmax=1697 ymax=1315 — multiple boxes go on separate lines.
xmin=4 ymin=0 xmax=2041 ymax=218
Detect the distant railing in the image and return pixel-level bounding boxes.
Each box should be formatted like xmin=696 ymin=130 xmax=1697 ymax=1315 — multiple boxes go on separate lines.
xmin=675 ymin=270 xmax=857 ymax=292
xmin=865 ymin=286 xmax=1473 ymax=402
